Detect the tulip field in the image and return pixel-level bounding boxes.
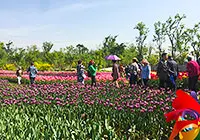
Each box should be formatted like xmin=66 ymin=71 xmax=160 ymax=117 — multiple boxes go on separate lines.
xmin=0 ymin=70 xmax=196 ymax=139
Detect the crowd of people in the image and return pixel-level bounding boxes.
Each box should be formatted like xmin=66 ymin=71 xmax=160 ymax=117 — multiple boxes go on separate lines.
xmin=76 ymin=53 xmax=199 ymax=91
xmin=157 ymin=53 xmax=200 ymax=92
xmin=15 ymin=54 xmax=200 ymax=92
xmin=76 ymin=58 xmax=151 ymax=88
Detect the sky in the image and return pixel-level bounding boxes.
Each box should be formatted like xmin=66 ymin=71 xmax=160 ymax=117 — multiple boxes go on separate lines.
xmin=0 ymin=0 xmax=200 ymax=50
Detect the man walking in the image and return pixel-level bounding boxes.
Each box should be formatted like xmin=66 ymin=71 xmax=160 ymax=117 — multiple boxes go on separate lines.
xmin=27 ymin=62 xmax=38 ymax=84
xmin=167 ymin=56 xmax=179 ymax=90
xmin=157 ymin=53 xmax=170 ymax=89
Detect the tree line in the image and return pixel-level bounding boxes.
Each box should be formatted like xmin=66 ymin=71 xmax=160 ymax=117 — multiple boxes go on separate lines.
xmin=0 ymin=13 xmax=200 ymax=71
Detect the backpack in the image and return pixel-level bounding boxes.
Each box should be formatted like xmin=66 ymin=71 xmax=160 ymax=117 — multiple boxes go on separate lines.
xmin=129 ymin=64 xmax=137 ymax=75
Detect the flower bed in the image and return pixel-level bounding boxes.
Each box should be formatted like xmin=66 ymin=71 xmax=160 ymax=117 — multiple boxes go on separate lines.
xmin=0 ymin=70 xmax=191 ymax=82
xmin=0 ymin=80 xmax=175 ymax=139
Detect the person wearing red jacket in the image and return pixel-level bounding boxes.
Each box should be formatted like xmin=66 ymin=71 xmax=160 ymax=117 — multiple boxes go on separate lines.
xmin=186 ymin=56 xmax=200 ymax=91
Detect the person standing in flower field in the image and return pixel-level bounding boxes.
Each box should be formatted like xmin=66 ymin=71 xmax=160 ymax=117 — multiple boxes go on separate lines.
xmin=16 ymin=66 xmax=23 ymax=85
xmin=137 ymin=61 xmax=143 ymax=85
xmin=88 ymin=60 xmax=97 ymax=87
xmin=167 ymin=56 xmax=179 ymax=90
xmin=112 ymin=60 xmax=120 ymax=88
xmin=125 ymin=65 xmax=130 ymax=80
xmin=27 ymin=62 xmax=38 ymax=84
xmin=77 ymin=60 xmax=85 ymax=85
xmin=157 ymin=53 xmax=170 ymax=89
xmin=141 ymin=59 xmax=151 ymax=86
xmin=186 ymin=56 xmax=200 ymax=92
xmin=129 ymin=58 xmax=139 ymax=87
xmin=119 ymin=64 xmax=125 ymax=77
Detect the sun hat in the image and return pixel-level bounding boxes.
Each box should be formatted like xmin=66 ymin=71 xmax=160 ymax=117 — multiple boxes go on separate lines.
xmin=132 ymin=57 xmax=138 ymax=62
xmin=142 ymin=59 xmax=149 ymax=64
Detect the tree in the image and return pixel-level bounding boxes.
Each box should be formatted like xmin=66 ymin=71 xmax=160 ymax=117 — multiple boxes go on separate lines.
xmin=42 ymin=42 xmax=53 ymax=53
xmin=12 ymin=48 xmax=26 ymax=67
xmin=65 ymin=45 xmax=76 ymax=68
xmin=2 ymin=41 xmax=15 ymax=63
xmin=93 ymin=49 xmax=105 ymax=69
xmin=121 ymin=44 xmax=138 ymax=65
xmin=147 ymin=54 xmax=159 ymax=66
xmin=51 ymin=49 xmax=66 ymax=70
xmin=134 ymin=22 xmax=149 ymax=61
xmin=184 ymin=23 xmax=200 ymax=60
xmin=0 ymin=42 xmax=8 ymax=67
xmin=42 ymin=42 xmax=54 ymax=63
xmin=147 ymin=43 xmax=154 ymax=59
xmin=174 ymin=29 xmax=190 ymax=64
xmin=102 ymin=35 xmax=126 ymax=57
xmin=153 ymin=21 xmax=166 ymax=58
xmin=76 ymin=44 xmax=89 ymax=55
xmin=164 ymin=14 xmax=186 ymax=57
xmin=25 ymin=45 xmax=41 ymax=65
xmin=3 ymin=40 xmax=13 ymax=54
xmin=102 ymin=35 xmax=117 ymax=56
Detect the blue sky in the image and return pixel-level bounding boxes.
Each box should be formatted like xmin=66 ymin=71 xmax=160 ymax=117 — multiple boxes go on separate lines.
xmin=0 ymin=0 xmax=200 ymax=50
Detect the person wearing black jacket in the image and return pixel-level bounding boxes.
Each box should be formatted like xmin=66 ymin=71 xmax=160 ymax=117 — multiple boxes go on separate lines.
xmin=157 ymin=53 xmax=171 ymax=89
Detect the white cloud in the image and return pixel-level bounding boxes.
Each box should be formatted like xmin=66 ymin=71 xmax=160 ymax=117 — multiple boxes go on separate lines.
xmin=43 ymin=0 xmax=112 ymax=16
xmin=0 ymin=0 xmax=113 ymax=50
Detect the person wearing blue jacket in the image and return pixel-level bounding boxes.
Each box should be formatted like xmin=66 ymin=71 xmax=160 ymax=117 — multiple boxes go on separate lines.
xmin=141 ymin=59 xmax=151 ymax=86
xmin=27 ymin=62 xmax=38 ymax=84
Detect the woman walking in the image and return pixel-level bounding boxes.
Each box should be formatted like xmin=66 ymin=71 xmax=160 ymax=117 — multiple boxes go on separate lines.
xmin=141 ymin=59 xmax=151 ymax=86
xmin=129 ymin=58 xmax=139 ymax=87
xmin=112 ymin=60 xmax=120 ymax=88
xmin=88 ymin=60 xmax=97 ymax=87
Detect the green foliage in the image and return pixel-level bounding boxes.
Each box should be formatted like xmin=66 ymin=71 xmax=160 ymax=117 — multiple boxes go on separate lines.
xmin=134 ymin=22 xmax=149 ymax=61
xmin=164 ymin=14 xmax=187 ymax=57
xmin=102 ymin=35 xmax=126 ymax=58
xmin=175 ymin=52 xmax=188 ymax=65
xmin=153 ymin=21 xmax=166 ymax=57
xmin=147 ymin=54 xmax=159 ymax=66
xmin=0 ymin=42 xmax=8 ymax=67
xmin=184 ymin=23 xmax=200 ymax=60
xmin=121 ymin=44 xmax=137 ymax=65
xmin=42 ymin=42 xmax=54 ymax=64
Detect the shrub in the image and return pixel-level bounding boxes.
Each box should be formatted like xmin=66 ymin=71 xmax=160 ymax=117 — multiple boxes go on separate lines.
xmin=34 ymin=62 xmax=53 ymax=71
xmin=3 ymin=64 xmax=16 ymax=71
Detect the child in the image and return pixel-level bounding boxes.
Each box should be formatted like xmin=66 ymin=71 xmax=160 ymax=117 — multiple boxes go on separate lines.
xmin=16 ymin=67 xmax=23 ymax=85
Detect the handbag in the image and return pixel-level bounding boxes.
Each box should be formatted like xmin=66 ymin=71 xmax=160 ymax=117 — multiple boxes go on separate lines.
xmin=82 ymin=74 xmax=86 ymax=78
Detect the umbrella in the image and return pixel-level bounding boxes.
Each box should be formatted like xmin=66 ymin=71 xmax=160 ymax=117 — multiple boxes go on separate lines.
xmin=105 ymin=55 xmax=121 ymax=60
